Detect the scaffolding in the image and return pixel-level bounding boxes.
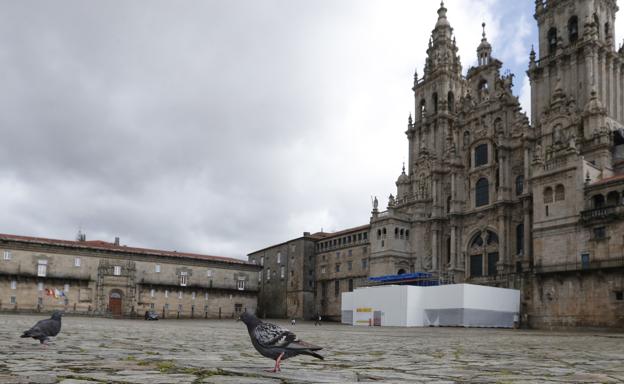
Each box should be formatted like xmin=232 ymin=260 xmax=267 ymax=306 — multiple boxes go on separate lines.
xmin=367 ymin=272 xmax=453 ymax=287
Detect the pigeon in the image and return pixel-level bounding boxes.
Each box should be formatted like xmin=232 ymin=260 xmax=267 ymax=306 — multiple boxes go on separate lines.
xmin=239 ymin=311 xmax=323 ymax=372
xmin=20 ymin=311 xmax=62 ymax=347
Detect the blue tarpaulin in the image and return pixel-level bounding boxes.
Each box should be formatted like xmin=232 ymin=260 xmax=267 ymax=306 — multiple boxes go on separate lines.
xmin=368 ymin=272 xmax=440 ymax=286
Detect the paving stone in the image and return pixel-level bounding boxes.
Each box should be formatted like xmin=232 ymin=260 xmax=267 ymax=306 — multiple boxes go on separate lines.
xmin=2 ymin=315 xmax=624 ymax=383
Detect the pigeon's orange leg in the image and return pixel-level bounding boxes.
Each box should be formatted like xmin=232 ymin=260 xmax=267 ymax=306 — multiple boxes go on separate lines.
xmin=265 ymin=352 xmax=284 ymax=373
xmin=276 ymin=352 xmax=284 ymax=371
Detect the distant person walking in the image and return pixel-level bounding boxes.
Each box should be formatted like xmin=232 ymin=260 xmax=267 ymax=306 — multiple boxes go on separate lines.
xmin=291 ymin=318 xmax=296 ymax=326
xmin=314 ymin=313 xmax=321 ymax=326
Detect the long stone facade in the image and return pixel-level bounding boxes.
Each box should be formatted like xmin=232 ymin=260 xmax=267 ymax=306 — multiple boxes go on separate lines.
xmin=250 ymin=0 xmax=624 ymax=328
xmin=0 ymin=233 xmax=261 ymax=318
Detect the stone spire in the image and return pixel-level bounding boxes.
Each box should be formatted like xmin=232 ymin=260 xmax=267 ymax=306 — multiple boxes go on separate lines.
xmin=477 ymin=22 xmax=492 ymax=66
xmin=423 ymin=1 xmax=461 ymax=78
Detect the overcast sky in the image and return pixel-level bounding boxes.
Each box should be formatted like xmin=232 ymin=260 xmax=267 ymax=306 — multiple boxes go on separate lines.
xmin=0 ymin=1 xmax=622 ymax=260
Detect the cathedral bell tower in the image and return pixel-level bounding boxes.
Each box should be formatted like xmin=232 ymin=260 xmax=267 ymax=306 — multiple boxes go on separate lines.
xmin=528 ymin=0 xmax=624 ymax=168
xmin=408 ymin=1 xmax=464 ymax=218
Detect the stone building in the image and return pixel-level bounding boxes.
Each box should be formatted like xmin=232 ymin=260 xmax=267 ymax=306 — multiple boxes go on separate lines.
xmin=0 ymin=233 xmax=260 ymax=318
xmin=250 ymin=0 xmax=624 ymax=328
xmin=248 ymin=233 xmax=318 ymax=320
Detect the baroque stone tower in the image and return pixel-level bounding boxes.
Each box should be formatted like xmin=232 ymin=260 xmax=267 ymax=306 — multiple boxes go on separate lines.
xmin=527 ymin=0 xmax=624 ymax=328
xmin=370 ymin=2 xmax=533 ymax=290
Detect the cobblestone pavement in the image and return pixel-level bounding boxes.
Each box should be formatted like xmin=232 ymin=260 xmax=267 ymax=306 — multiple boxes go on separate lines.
xmin=1 ymin=314 xmax=624 ymax=384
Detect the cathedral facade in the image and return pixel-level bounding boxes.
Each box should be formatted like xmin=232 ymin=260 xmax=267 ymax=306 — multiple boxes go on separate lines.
xmin=251 ymin=0 xmax=624 ymax=328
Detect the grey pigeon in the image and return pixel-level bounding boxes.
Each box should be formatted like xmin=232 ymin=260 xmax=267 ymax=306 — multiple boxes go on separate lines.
xmin=20 ymin=311 xmax=62 ymax=346
xmin=239 ymin=311 xmax=323 ymax=372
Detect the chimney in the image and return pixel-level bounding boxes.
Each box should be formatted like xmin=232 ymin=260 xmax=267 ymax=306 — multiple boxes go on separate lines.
xmin=303 ymin=232 xmax=311 ymax=237
xmin=114 ymin=237 xmax=120 ymax=246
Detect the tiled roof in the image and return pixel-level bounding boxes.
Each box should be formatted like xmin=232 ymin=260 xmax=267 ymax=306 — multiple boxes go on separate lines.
xmin=0 ymin=233 xmax=252 ymax=266
xmin=590 ymin=174 xmax=624 ymax=186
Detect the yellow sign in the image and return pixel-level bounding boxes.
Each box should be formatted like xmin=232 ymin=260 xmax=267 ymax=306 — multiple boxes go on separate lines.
xmin=356 ymin=307 xmax=372 ymax=313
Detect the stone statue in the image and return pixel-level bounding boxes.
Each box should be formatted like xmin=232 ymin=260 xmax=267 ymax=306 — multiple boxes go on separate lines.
xmin=388 ymin=194 xmax=395 ymax=207
xmin=373 ymin=196 xmax=379 ymax=210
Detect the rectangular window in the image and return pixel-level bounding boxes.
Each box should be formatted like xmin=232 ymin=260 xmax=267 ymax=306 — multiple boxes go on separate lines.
xmin=3 ymin=250 xmax=11 ymax=260
xmin=616 ymin=291 xmax=623 ymax=301
xmin=470 ymin=254 xmax=483 ymax=277
xmin=234 ymin=303 xmax=243 ymax=313
xmin=192 ymin=292 xmax=196 ymax=300
xmin=474 ymin=144 xmax=488 ymax=167
xmin=277 ymin=252 xmax=281 ymax=264
xmin=363 ymin=232 xmax=368 ymax=240
xmin=180 ymin=272 xmax=188 ymax=286
xmin=258 ymin=270 xmax=262 ymax=282
xmin=64 ymin=284 xmax=70 ymax=293
xmin=348 ymin=279 xmax=354 ymax=292
xmin=348 ymin=261 xmax=352 ymax=271
xmin=74 ymin=257 xmax=81 ymax=267
xmin=150 ymin=289 xmax=155 ymax=298
xmin=487 ymin=252 xmax=499 ymax=276
xmin=155 ymin=264 xmax=161 ymax=273
xmin=335 ymin=264 xmax=340 ymax=272
xmin=37 ymin=262 xmax=47 ymax=277
xmin=260 ymin=256 xmax=264 ymax=266
xmin=334 ymin=280 xmax=340 ymax=296
xmin=37 ymin=282 xmax=44 ymax=291
xmin=336 ymin=251 xmax=340 ymax=258
xmin=280 ymin=266 xmax=285 ymax=279
xmin=348 ymin=249 xmax=352 ymax=256
xmin=593 ymin=227 xmax=606 ymax=240
xmin=10 ymin=280 xmax=16 ymax=290
xmin=178 ymin=291 xmax=182 ymax=299
xmin=362 ymin=259 xmax=368 ymax=269
xmin=150 ymin=303 xmax=155 ymax=310
xmin=165 ymin=290 xmax=169 ymax=298
xmin=206 ymin=269 xmax=213 ymax=278
xmin=266 ymin=268 xmax=271 ymax=281
xmin=113 ymin=266 xmax=122 ymax=276
xmin=10 ymin=296 xmax=16 ymax=304
xmin=581 ymin=253 xmax=590 ymax=269
xmin=205 ymin=292 xmax=209 ymax=300
xmin=237 ymin=280 xmax=245 ymax=291
xmin=321 ymin=266 xmax=326 ymax=274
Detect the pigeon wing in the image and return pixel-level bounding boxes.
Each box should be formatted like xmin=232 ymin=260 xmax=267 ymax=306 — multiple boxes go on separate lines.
xmin=253 ymin=322 xmax=297 ymax=348
xmin=33 ymin=318 xmax=61 ymax=337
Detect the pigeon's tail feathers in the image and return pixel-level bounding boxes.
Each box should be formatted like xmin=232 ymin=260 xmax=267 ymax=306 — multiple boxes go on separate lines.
xmin=303 ymin=350 xmax=324 ymax=360
xmin=291 ymin=340 xmax=322 ymax=351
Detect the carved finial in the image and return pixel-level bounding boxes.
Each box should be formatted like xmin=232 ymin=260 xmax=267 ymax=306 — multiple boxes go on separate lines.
xmin=408 ymin=113 xmax=413 ymax=126
xmin=482 ymin=22 xmax=486 ymax=39
xmin=402 ymin=162 xmax=406 ymax=174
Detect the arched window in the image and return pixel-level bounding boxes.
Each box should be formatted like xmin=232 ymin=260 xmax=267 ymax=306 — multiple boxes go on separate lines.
xmin=548 ymin=27 xmax=558 ymax=53
xmin=555 ymin=184 xmax=565 ymax=201
xmin=447 ymin=91 xmax=454 ymax=112
xmin=394 ymin=227 xmax=399 ymax=239
xmin=593 ymin=194 xmax=605 ymax=208
xmin=471 ymin=234 xmax=483 ymax=248
xmin=400 ymin=229 xmax=404 ymax=239
xmin=405 ymin=230 xmax=409 ymax=240
xmin=568 ymin=16 xmax=579 ymax=43
xmin=486 ymin=230 xmax=498 ymax=245
xmin=604 ymin=22 xmax=610 ymax=38
xmin=432 ymin=93 xmax=438 ymax=113
xmin=607 ymin=191 xmax=620 ymax=206
xmin=447 ymin=195 xmax=452 ymax=213
xmin=446 ymin=237 xmax=451 ymax=265
xmin=544 ymin=187 xmax=553 ymax=203
xmin=420 ymin=99 xmax=426 ymax=118
xmin=377 ymin=229 xmax=381 ymax=239
xmin=382 ymin=227 xmax=387 ymax=235
xmin=515 ymin=175 xmax=524 ymax=196
xmin=476 ymin=178 xmax=489 ymax=207
xmin=478 ymin=79 xmax=489 ymax=100
xmin=516 ymin=224 xmax=524 ymax=256
xmin=474 ymin=144 xmax=488 ymax=167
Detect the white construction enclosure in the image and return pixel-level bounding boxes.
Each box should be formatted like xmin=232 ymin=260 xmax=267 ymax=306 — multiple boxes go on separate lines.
xmin=341 ymin=284 xmax=520 ymax=328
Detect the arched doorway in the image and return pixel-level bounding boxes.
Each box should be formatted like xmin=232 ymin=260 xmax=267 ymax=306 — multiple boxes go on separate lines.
xmin=109 ymin=290 xmax=123 ymax=317
xmin=397 ymin=269 xmax=407 ymax=275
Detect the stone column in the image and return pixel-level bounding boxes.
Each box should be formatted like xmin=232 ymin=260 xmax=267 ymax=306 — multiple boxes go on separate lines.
xmin=450 ymin=225 xmax=457 ymax=269
xmin=432 ymin=229 xmax=438 ymax=272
